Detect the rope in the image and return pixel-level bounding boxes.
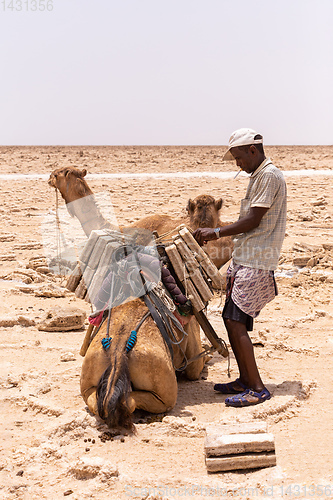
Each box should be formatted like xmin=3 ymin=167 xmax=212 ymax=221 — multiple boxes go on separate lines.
xmin=101 ymin=273 xmax=115 ymax=351
xmin=155 ymin=224 xmax=189 ymax=243
xmin=54 ymin=187 xmax=80 ymax=283
xmin=55 ymin=189 xmax=62 ymax=275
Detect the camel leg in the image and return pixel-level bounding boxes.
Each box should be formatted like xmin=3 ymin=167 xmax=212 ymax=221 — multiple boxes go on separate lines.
xmin=184 ymin=319 xmax=205 ymax=380
xmin=128 ymin=383 xmax=177 ymax=414
xmin=83 ymin=387 xmax=98 ymax=415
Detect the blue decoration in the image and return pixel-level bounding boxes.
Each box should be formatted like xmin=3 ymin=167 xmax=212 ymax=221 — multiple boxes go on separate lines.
xmin=126 ymin=330 xmax=137 ymax=353
xmin=101 ymin=337 xmax=112 ymax=350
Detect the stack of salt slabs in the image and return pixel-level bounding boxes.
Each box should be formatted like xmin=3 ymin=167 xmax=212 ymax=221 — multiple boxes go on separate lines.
xmin=204 ymin=422 xmax=276 ymax=472
xmin=66 ymin=229 xmax=139 ymax=302
xmin=165 ymin=226 xmax=223 ymax=313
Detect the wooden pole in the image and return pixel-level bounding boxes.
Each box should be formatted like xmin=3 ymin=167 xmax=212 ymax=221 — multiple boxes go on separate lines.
xmin=79 ymin=323 xmax=94 ymax=357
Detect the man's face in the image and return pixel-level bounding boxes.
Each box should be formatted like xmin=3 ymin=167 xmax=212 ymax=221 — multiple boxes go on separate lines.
xmin=230 ymin=145 xmax=260 ymax=174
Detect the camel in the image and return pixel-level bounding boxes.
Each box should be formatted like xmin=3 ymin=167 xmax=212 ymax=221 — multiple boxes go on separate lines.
xmin=48 ymin=167 xmax=233 ymax=268
xmin=48 ymin=168 xmax=224 ymax=429
xmin=80 ymin=297 xmax=205 ymax=430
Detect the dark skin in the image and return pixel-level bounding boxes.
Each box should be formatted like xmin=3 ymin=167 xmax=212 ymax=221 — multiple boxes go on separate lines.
xmin=193 ymin=145 xmax=268 ymax=394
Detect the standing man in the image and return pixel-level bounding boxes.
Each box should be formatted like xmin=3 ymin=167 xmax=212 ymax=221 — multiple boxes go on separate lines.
xmin=193 ymin=128 xmax=287 ymax=407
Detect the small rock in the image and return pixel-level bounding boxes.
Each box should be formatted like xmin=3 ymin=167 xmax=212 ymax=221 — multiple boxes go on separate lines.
xmin=68 ymin=457 xmax=105 ymax=479
xmin=306 ymin=257 xmax=318 ymax=267
xmin=6 ymin=374 xmax=20 ymax=387
xmin=17 ymin=316 xmax=36 ymax=327
xmin=293 ymin=242 xmax=321 ymax=253
xmin=99 ymin=462 xmax=119 ymax=482
xmin=38 ymin=306 xmax=86 ymax=331
xmin=311 ymin=197 xmax=327 ymax=206
xmin=60 ymin=352 xmax=76 ymax=362
xmin=300 ymin=214 xmax=313 ymax=221
xmin=0 ymin=233 xmax=15 ymax=242
xmin=0 ymin=317 xmax=18 ymax=327
xmin=36 ymin=383 xmax=52 ymax=395
xmin=315 ymin=310 xmax=327 ymax=317
xmin=35 ymin=266 xmax=50 ymax=274
xmin=293 ymin=256 xmax=311 ymax=267
xmin=63 ymin=490 xmax=73 ymax=496
xmin=0 ymin=254 xmax=16 ymax=261
xmin=323 ymin=243 xmax=333 ymax=251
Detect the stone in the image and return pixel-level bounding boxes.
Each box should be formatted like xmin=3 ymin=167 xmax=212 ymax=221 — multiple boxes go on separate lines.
xmin=323 ymin=243 xmax=333 ymax=251
xmin=204 ymin=424 xmax=276 ymax=473
xmin=0 ymin=254 xmax=16 ymax=261
xmin=311 ymin=197 xmax=327 ymax=206
xmin=60 ymin=352 xmax=76 ymax=362
xmin=37 ymin=306 xmax=86 ymax=331
xmin=0 ymin=233 xmax=15 ymax=242
xmin=293 ymin=256 xmax=311 ymax=267
xmin=306 ymin=257 xmax=318 ymax=267
xmin=34 ymin=285 xmax=66 ymax=298
xmin=292 ymin=242 xmax=321 ymax=253
xmin=68 ymin=457 xmax=105 ymax=479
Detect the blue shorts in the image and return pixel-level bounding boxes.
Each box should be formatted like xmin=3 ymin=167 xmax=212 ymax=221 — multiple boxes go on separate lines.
xmin=222 ymin=297 xmax=254 ymax=331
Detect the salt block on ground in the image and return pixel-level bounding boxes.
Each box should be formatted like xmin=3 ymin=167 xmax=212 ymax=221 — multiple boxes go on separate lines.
xmin=204 ymin=422 xmax=276 ymax=473
xmin=38 ymin=306 xmax=86 ymax=331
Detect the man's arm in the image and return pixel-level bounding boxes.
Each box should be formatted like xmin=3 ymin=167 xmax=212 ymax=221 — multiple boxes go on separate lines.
xmin=192 ymin=206 xmax=269 ymax=246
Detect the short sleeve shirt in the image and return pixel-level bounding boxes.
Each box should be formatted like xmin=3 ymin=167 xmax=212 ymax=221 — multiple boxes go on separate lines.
xmin=232 ymin=158 xmax=287 ymax=270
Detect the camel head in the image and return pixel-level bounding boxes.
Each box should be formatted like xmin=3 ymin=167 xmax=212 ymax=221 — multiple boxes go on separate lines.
xmin=186 ymin=194 xmax=223 ymax=229
xmin=48 ymin=167 xmax=93 ymax=207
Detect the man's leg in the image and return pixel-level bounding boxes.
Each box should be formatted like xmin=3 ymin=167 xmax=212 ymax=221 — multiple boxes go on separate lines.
xmin=223 ymin=317 xmax=264 ymax=393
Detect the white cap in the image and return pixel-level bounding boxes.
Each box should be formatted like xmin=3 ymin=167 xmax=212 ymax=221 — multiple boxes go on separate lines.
xmin=222 ymin=128 xmax=263 ymax=161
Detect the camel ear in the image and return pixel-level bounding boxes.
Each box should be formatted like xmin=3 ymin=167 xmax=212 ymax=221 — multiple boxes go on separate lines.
xmin=80 ymin=169 xmax=87 ymax=178
xmin=215 ymin=198 xmax=223 ymax=211
xmin=187 ymin=199 xmax=195 ymax=213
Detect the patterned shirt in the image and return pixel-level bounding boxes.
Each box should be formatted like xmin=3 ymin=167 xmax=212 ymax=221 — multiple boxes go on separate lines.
xmin=232 ymin=158 xmax=287 ymax=270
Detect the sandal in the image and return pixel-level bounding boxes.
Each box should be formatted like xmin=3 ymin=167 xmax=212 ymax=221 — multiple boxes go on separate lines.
xmin=214 ymin=378 xmax=248 ymax=394
xmin=225 ymin=388 xmax=271 ymax=407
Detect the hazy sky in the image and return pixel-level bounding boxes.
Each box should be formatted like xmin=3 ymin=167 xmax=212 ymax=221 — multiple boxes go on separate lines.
xmin=1 ymin=0 xmax=332 ymax=145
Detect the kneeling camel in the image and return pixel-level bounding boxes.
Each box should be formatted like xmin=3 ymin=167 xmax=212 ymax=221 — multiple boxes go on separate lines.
xmin=80 ymin=298 xmax=205 ymax=431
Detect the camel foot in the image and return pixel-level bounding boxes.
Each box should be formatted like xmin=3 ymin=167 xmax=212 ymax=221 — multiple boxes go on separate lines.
xmin=85 ymin=389 xmax=98 ymax=415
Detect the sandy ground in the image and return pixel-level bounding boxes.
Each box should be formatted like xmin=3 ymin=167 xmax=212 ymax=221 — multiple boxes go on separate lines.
xmin=0 ymin=146 xmax=332 ymax=500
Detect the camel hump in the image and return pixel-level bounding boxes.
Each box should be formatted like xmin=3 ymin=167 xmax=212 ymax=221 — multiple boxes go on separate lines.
xmin=130 ymin=214 xmax=175 ymax=234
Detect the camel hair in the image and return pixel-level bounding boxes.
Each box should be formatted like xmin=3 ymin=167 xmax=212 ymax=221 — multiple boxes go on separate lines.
xmin=48 ymin=167 xmax=233 ymax=268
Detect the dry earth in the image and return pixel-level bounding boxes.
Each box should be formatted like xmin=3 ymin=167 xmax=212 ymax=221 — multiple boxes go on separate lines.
xmin=0 ymin=146 xmax=332 ymax=500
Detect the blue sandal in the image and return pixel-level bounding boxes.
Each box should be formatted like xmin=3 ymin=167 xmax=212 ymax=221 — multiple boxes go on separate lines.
xmin=214 ymin=378 xmax=248 ymax=394
xmin=225 ymin=388 xmax=271 ymax=407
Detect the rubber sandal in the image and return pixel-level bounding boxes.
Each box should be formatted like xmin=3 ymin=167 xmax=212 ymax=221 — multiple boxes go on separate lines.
xmin=225 ymin=388 xmax=271 ymax=407
xmin=214 ymin=378 xmax=248 ymax=394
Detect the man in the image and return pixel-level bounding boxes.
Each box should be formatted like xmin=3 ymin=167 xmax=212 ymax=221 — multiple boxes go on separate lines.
xmin=193 ymin=128 xmax=287 ymax=407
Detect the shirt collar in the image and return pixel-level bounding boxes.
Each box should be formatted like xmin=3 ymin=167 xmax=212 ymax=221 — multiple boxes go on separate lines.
xmin=250 ymin=158 xmax=272 ymax=178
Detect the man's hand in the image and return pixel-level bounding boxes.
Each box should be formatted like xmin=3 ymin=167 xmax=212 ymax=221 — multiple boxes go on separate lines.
xmin=192 ymin=228 xmax=217 ymax=246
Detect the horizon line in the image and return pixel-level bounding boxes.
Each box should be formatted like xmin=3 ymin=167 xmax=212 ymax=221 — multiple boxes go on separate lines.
xmin=0 ymin=144 xmax=332 ymax=148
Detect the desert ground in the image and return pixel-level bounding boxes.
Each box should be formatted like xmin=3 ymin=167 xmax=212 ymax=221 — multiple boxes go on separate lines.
xmin=0 ymin=146 xmax=332 ymax=499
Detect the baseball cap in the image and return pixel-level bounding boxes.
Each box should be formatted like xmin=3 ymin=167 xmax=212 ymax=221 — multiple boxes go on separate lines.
xmin=222 ymin=128 xmax=263 ymax=161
